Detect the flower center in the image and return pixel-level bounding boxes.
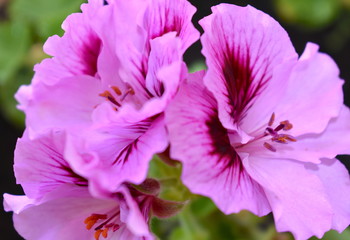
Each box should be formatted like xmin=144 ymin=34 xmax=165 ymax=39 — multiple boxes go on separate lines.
xmin=262 ymin=113 xmax=297 ymax=152
xmin=99 ymin=85 xmax=135 ymax=110
xmin=84 ymin=211 xmax=121 ymax=240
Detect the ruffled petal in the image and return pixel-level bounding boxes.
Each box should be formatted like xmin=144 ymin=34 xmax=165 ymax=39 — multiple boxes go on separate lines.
xmin=244 ymin=157 xmax=333 ymax=240
xmin=306 ymin=158 xmax=350 ymax=233
xmin=166 ymin=71 xmax=270 ymax=215
xmin=43 ymin=0 xmax=103 ymax=78
xmin=5 ymin=185 xmax=114 ymax=240
xmin=65 ymin=109 xmax=167 ymax=195
xmin=16 ymin=75 xmax=102 ymax=137
xmin=143 ymin=0 xmax=199 ymax=51
xmin=14 ymin=130 xmax=87 ymax=199
xmin=200 ymin=4 xmax=297 ymax=138
xmin=273 ymin=43 xmax=344 ymax=136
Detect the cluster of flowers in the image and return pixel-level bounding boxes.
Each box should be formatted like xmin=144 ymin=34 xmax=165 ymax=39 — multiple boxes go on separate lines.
xmin=4 ymin=0 xmax=350 ymax=239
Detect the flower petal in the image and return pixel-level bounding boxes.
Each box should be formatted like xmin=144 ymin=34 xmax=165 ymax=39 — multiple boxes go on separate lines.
xmin=200 ymin=4 xmax=297 ymax=137
xmin=274 ymin=43 xmax=344 ymax=136
xmin=240 ymin=105 xmax=350 ymax=163
xmin=143 ymin=0 xmax=199 ymax=51
xmin=6 ymin=186 xmax=117 ymax=240
xmin=14 ymin=130 xmax=87 ymax=199
xmin=166 ymin=71 xmax=270 ymax=215
xmin=66 ymin=111 xmax=168 ymax=195
xmin=306 ymin=158 xmax=350 ymax=233
xmin=243 ymin=157 xmax=333 ymax=240
xmin=16 ymin=75 xmax=102 ymax=137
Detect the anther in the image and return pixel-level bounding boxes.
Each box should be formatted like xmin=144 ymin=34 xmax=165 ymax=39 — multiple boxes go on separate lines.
xmin=265 ymin=127 xmax=277 ymax=137
xmin=94 ymin=230 xmax=103 ymax=240
xmin=111 ymin=86 xmax=122 ymax=96
xmin=268 ymin=113 xmax=275 ymax=127
xmin=280 ymin=120 xmax=293 ymax=130
xmin=263 ymin=142 xmax=276 ymax=152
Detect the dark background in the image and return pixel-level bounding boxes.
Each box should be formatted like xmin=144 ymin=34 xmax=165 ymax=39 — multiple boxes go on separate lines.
xmin=1 ymin=0 xmax=350 ymax=239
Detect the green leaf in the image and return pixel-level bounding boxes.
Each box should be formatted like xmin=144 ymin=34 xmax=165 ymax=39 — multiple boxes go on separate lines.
xmin=274 ymin=0 xmax=341 ymax=30
xmin=310 ymin=229 xmax=350 ymax=240
xmin=0 ymin=67 xmax=32 ymax=128
xmin=0 ymin=21 xmax=30 ymax=84
xmin=188 ymin=61 xmax=206 ymax=73
xmin=10 ymin=0 xmax=84 ymax=40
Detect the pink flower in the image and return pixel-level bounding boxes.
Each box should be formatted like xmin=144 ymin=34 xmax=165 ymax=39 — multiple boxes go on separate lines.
xmin=166 ymin=5 xmax=350 ymax=240
xmin=5 ymin=131 xmax=184 ymax=240
xmin=15 ymin=0 xmax=199 ymax=194
xmin=5 ymin=130 xmax=154 ymax=240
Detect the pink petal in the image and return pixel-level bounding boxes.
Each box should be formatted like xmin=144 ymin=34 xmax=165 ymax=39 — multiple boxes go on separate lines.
xmin=65 ymin=112 xmax=168 ymax=195
xmin=200 ymin=4 xmax=297 ymax=138
xmin=306 ymin=158 xmax=350 ymax=233
xmin=166 ymin=71 xmax=270 ymax=215
xmin=6 ymin=186 xmax=117 ymax=240
xmin=240 ymin=105 xmax=350 ymax=164
xmin=143 ymin=0 xmax=199 ymax=51
xmin=43 ymin=1 xmax=103 ymax=78
xmin=273 ymin=43 xmax=344 ymax=136
xmin=17 ymin=75 xmax=102 ymax=137
xmin=243 ymin=157 xmax=333 ymax=240
xmin=14 ymin=130 xmax=87 ymax=199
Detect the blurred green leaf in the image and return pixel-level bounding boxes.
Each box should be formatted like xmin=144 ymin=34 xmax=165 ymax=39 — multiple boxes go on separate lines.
xmin=0 ymin=67 xmax=32 ymax=128
xmin=311 ymin=229 xmax=350 ymax=240
xmin=0 ymin=20 xmax=30 ymax=84
xmin=274 ymin=0 xmax=341 ymax=29
xmin=190 ymin=196 xmax=217 ymax=218
xmin=10 ymin=0 xmax=83 ymax=40
xmin=188 ymin=61 xmax=206 ymax=73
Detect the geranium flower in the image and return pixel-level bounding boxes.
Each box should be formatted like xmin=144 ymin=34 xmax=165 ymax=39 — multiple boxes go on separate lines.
xmin=4 ymin=131 xmax=183 ymax=240
xmin=166 ymin=5 xmax=350 ymax=240
xmin=15 ymin=0 xmax=199 ymax=195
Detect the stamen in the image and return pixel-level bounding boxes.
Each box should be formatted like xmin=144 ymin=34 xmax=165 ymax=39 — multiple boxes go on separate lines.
xmin=102 ymin=228 xmax=108 ymax=238
xmin=280 ymin=120 xmax=293 ymax=130
xmin=262 ymin=114 xmax=297 ymax=152
xmin=120 ymin=87 xmax=135 ymax=101
xmin=84 ymin=214 xmax=107 ymax=230
xmin=268 ymin=113 xmax=275 ymax=126
xmin=264 ymin=142 xmax=276 ymax=152
xmin=94 ymin=230 xmax=103 ymax=240
xmin=265 ymin=127 xmax=277 ymax=137
xmin=99 ymin=90 xmax=121 ymax=107
xmin=111 ymin=86 xmax=122 ymax=96
xmin=274 ymin=123 xmax=285 ymax=132
xmin=84 ymin=212 xmax=120 ymax=239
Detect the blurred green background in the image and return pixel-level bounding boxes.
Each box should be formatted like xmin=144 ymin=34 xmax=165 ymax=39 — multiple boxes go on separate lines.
xmin=1 ymin=0 xmax=350 ymax=239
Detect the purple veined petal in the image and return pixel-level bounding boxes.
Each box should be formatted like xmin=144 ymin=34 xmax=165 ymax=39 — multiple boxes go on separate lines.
xmin=16 ymin=75 xmax=103 ymax=138
xmin=272 ymin=43 xmax=344 ymax=136
xmin=4 ymin=184 xmax=153 ymax=240
xmin=43 ymin=0 xmax=104 ymax=79
xmin=143 ymin=0 xmax=200 ymax=52
xmin=243 ymin=157 xmax=333 ymax=240
xmin=14 ymin=130 xmax=88 ymax=199
xmin=65 ymin=111 xmax=168 ymax=196
xmin=200 ymin=4 xmax=298 ymax=139
xmin=166 ymin=71 xmax=271 ymax=215
xmin=145 ymin=32 xmax=182 ymax=98
xmin=306 ymin=158 xmax=350 ymax=233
